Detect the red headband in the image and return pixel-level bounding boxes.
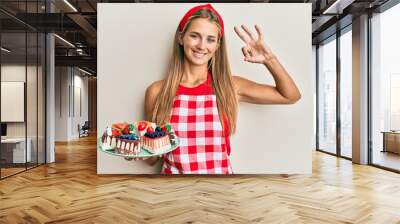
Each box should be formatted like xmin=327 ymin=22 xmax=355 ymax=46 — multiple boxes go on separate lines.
xmin=178 ymin=4 xmax=224 ymax=37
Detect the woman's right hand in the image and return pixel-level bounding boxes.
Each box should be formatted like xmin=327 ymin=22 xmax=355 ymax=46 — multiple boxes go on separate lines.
xmin=124 ymin=155 xmax=161 ymax=165
xmin=124 ymin=157 xmax=144 ymax=161
xmin=124 ymin=156 xmax=153 ymax=161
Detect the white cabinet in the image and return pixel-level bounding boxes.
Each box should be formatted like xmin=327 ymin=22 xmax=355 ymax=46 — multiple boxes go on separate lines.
xmin=1 ymin=138 xmax=32 ymax=163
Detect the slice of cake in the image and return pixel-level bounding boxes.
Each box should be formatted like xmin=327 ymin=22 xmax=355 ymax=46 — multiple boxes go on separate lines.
xmin=116 ymin=134 xmax=141 ymax=155
xmin=102 ymin=122 xmax=141 ymax=156
xmin=141 ymin=126 xmax=171 ymax=154
xmin=102 ymin=126 xmax=120 ymax=149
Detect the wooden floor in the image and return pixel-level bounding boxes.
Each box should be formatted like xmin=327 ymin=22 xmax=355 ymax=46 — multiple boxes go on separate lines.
xmin=1 ymin=167 xmax=26 ymax=178
xmin=1 ymin=135 xmax=400 ymax=223
xmin=1 ymin=163 xmax=45 ymax=178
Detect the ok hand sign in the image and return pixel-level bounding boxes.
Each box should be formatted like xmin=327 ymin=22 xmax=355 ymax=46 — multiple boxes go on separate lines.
xmin=234 ymin=25 xmax=275 ymax=64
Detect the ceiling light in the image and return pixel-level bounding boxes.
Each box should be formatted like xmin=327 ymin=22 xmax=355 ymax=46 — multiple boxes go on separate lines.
xmin=322 ymin=0 xmax=355 ymax=15
xmin=63 ymin=0 xmax=78 ymax=12
xmin=54 ymin=34 xmax=75 ymax=48
xmin=1 ymin=47 xmax=11 ymax=53
xmin=78 ymin=67 xmax=93 ymax=76
xmin=323 ymin=0 xmax=341 ymax=14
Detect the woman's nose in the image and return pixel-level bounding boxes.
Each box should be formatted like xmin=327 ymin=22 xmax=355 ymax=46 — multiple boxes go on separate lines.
xmin=196 ymin=38 xmax=207 ymax=49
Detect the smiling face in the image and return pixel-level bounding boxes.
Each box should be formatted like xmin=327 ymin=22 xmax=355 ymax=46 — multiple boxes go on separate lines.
xmin=179 ymin=17 xmax=221 ymax=67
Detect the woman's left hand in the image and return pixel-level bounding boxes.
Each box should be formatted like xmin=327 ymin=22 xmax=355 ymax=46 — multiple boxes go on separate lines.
xmin=234 ymin=24 xmax=275 ymax=64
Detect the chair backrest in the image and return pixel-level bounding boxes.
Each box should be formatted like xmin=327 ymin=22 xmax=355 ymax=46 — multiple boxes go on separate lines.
xmin=82 ymin=121 xmax=90 ymax=129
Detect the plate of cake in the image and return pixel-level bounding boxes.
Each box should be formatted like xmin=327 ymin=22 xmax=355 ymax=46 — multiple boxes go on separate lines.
xmin=99 ymin=121 xmax=180 ymax=158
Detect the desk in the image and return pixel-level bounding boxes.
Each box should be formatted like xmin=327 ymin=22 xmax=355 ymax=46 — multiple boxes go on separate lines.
xmin=381 ymin=131 xmax=400 ymax=154
xmin=1 ymin=138 xmax=31 ymax=163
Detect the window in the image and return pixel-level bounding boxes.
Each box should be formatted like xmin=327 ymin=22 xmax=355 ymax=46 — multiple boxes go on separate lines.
xmin=340 ymin=28 xmax=352 ymax=158
xmin=318 ymin=36 xmax=337 ymax=154
xmin=371 ymin=2 xmax=400 ymax=171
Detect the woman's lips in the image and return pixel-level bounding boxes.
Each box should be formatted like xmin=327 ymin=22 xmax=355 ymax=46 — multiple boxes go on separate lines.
xmin=192 ymin=51 xmax=207 ymax=58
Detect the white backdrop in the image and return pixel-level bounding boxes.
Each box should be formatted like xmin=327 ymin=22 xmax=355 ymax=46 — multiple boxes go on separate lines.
xmin=97 ymin=3 xmax=313 ymax=174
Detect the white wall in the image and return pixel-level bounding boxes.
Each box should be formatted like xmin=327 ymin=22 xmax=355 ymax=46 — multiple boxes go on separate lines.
xmin=1 ymin=64 xmax=46 ymax=163
xmin=98 ymin=3 xmax=313 ymax=174
xmin=1 ymin=65 xmax=37 ymax=138
xmin=55 ymin=67 xmax=69 ymax=141
xmin=55 ymin=67 xmax=89 ymax=141
xmin=1 ymin=65 xmax=27 ymax=141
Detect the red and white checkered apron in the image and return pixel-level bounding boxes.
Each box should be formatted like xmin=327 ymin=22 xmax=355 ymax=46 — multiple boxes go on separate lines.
xmin=162 ymin=71 xmax=233 ymax=174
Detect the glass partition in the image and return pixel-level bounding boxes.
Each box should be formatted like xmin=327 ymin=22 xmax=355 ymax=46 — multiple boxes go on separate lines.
xmin=1 ymin=31 xmax=28 ymax=177
xmin=0 ymin=1 xmax=46 ymax=179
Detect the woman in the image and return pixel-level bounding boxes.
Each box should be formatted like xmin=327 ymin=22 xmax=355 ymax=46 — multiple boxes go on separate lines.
xmin=136 ymin=4 xmax=301 ymax=174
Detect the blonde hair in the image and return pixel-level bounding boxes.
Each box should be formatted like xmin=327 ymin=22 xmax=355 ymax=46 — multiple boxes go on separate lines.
xmin=152 ymin=9 xmax=237 ymax=135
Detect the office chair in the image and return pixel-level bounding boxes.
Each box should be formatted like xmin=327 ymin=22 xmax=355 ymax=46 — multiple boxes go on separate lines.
xmin=79 ymin=121 xmax=90 ymax=138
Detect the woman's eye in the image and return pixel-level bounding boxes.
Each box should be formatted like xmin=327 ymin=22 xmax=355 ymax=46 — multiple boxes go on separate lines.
xmin=190 ymin=35 xmax=198 ymax=38
xmin=208 ymin=39 xmax=216 ymax=43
